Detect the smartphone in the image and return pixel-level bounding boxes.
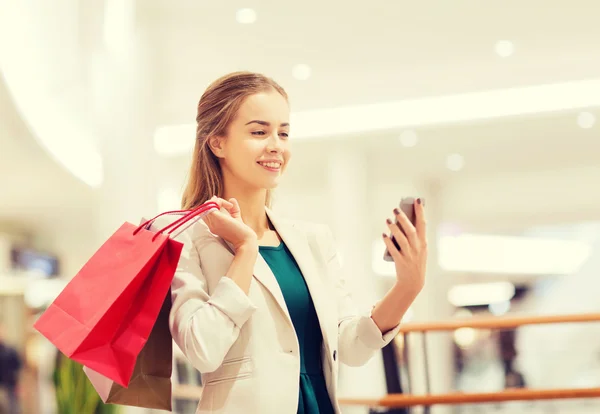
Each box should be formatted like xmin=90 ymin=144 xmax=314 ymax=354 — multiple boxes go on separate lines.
xmin=383 ymin=197 xmax=424 ymax=262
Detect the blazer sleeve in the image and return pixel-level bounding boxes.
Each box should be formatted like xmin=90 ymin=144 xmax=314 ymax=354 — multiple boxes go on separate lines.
xmin=165 ymin=219 xmax=258 ymax=373
xmin=321 ymin=225 xmax=402 ymax=367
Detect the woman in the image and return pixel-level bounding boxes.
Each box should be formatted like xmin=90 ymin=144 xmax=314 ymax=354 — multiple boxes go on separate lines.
xmin=160 ymin=72 xmax=427 ymax=413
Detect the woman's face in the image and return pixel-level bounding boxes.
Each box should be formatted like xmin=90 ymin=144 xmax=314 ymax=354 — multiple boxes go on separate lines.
xmin=212 ymin=90 xmax=291 ymax=193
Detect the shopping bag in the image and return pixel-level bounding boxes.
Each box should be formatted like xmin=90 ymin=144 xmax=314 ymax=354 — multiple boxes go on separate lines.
xmin=84 ymin=291 xmax=173 ymax=410
xmin=34 ymin=201 xmax=218 ymax=387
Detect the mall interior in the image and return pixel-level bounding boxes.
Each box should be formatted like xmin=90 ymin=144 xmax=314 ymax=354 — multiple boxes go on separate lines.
xmin=1 ymin=1 xmax=600 ymax=414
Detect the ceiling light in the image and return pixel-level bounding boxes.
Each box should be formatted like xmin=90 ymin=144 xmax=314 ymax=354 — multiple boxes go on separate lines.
xmin=399 ymin=130 xmax=418 ymax=147
xmin=448 ymin=282 xmax=516 ymax=307
xmin=454 ymin=327 xmax=477 ymax=349
xmin=495 ymin=40 xmax=514 ymax=58
xmin=154 ymin=78 xmax=600 ymax=155
xmin=292 ymin=64 xmax=311 ymax=81
xmin=446 ymin=153 xmax=464 ymax=171
xmin=373 ymin=234 xmax=591 ymax=277
xmin=439 ymin=234 xmax=591 ymax=275
xmin=577 ymin=111 xmax=596 ymax=129
xmin=236 ymin=8 xmax=257 ymax=24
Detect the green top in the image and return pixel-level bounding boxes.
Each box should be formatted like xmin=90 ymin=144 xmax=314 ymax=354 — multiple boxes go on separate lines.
xmin=259 ymin=242 xmax=335 ymax=414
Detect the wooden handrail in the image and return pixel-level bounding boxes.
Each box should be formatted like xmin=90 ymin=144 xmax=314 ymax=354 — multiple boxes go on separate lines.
xmin=398 ymin=312 xmax=600 ymax=333
xmin=339 ymin=387 xmax=600 ymax=407
xmin=169 ymin=314 xmax=600 ymax=407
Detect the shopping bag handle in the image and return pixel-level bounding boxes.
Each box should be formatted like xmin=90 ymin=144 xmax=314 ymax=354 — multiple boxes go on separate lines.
xmin=134 ymin=201 xmax=219 ymax=238
xmin=150 ymin=202 xmax=218 ymax=239
xmin=135 ymin=209 xmax=189 ymax=233
xmin=154 ymin=202 xmax=218 ymax=241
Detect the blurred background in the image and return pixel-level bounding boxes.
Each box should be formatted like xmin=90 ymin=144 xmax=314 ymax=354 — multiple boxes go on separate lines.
xmin=0 ymin=1 xmax=599 ymax=413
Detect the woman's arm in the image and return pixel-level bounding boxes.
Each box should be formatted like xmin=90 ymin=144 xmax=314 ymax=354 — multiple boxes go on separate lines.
xmin=323 ymin=198 xmax=427 ymax=366
xmin=168 ymin=225 xmax=258 ymax=374
xmin=311 ymin=225 xmax=402 ymax=368
xmin=226 ymin=243 xmax=258 ymax=294
xmin=370 ymin=282 xmax=419 ymax=334
xmin=331 ymin=248 xmax=404 ymax=367
xmin=375 ymin=198 xmax=427 ymax=332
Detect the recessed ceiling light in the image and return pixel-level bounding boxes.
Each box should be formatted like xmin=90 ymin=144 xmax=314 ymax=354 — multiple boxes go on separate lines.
xmin=292 ymin=64 xmax=311 ymax=80
xmin=577 ymin=111 xmax=596 ymax=129
xmin=446 ymin=153 xmax=464 ymax=171
xmin=448 ymin=282 xmax=516 ymax=307
xmin=439 ymin=234 xmax=591 ymax=275
xmin=399 ymin=130 xmax=418 ymax=147
xmin=454 ymin=327 xmax=477 ymax=349
xmin=495 ymin=40 xmax=514 ymax=58
xmin=236 ymin=8 xmax=257 ymax=24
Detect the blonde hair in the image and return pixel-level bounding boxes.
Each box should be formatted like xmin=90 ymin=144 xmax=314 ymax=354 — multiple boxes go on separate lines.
xmin=181 ymin=71 xmax=288 ymax=210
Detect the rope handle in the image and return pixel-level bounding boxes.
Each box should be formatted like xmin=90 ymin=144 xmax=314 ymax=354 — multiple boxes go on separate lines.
xmin=133 ymin=201 xmax=219 ymax=239
xmin=153 ymin=203 xmax=218 ymax=241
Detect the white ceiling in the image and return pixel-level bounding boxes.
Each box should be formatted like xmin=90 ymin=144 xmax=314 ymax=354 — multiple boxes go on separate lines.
xmin=145 ymin=0 xmax=600 ymax=122
xmin=0 ymin=74 xmax=93 ymax=233
xmin=0 ymin=1 xmax=599 ymax=238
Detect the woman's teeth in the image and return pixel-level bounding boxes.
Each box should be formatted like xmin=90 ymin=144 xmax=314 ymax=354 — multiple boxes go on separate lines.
xmin=258 ymin=162 xmax=281 ymax=169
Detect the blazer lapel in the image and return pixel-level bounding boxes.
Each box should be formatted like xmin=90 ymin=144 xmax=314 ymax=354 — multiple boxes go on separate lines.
xmin=266 ymin=208 xmax=336 ymax=358
xmin=219 ymin=232 xmax=293 ymax=326
xmin=253 ymin=250 xmax=293 ymax=324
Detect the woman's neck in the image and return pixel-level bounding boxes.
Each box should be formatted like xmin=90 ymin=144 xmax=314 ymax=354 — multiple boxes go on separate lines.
xmin=222 ymin=187 xmax=270 ymax=238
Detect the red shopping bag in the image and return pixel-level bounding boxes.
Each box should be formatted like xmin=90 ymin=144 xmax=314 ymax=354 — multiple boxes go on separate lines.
xmin=34 ymin=201 xmax=218 ymax=387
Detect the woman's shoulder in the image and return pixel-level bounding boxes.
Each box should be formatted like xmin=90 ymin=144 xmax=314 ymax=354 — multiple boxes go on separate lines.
xmin=282 ymin=218 xmax=339 ymax=263
xmin=290 ymin=219 xmax=330 ymax=235
xmin=279 ymin=217 xmax=336 ymax=248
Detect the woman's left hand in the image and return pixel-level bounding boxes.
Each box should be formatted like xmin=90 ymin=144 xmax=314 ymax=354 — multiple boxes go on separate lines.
xmin=382 ymin=199 xmax=427 ymax=295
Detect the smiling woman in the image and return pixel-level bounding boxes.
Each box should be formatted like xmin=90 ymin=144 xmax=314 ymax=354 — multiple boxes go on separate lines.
xmin=164 ymin=71 xmax=427 ymax=414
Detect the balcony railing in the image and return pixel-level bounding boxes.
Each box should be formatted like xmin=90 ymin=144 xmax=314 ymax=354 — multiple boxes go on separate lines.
xmin=339 ymin=312 xmax=600 ymax=409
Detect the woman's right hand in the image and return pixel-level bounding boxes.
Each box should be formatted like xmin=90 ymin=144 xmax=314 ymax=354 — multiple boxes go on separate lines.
xmin=203 ymin=196 xmax=258 ymax=251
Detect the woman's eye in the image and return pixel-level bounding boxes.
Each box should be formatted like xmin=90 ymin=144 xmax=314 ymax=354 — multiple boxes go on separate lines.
xmin=279 ymin=132 xmax=289 ymax=138
xmin=251 ymin=131 xmax=266 ymax=136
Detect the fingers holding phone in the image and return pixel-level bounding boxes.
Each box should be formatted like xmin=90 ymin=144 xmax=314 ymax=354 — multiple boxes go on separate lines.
xmin=394 ymin=206 xmax=419 ymax=250
xmin=383 ymin=197 xmax=424 ymax=261
xmin=414 ymin=197 xmax=427 ymax=246
xmin=382 ymin=197 xmax=428 ymax=293
xmin=386 ymin=215 xmax=409 ymax=253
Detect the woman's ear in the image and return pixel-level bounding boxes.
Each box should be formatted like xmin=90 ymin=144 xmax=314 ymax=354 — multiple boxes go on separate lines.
xmin=208 ymin=135 xmax=225 ymax=158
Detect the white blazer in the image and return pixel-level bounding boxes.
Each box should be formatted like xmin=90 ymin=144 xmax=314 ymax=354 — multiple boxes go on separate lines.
xmin=155 ymin=208 xmax=401 ymax=414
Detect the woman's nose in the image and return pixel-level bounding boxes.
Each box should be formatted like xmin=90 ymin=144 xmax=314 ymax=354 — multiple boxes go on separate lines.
xmin=267 ymin=134 xmax=284 ymax=152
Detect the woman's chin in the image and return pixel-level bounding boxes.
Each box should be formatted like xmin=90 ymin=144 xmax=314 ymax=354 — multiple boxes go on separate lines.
xmin=264 ymin=181 xmax=280 ymax=190
xmin=260 ymin=177 xmax=282 ymax=190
